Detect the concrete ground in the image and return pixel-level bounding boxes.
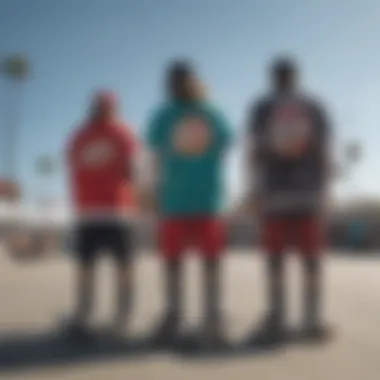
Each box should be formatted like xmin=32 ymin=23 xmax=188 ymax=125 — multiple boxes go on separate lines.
xmin=0 ymin=250 xmax=379 ymax=380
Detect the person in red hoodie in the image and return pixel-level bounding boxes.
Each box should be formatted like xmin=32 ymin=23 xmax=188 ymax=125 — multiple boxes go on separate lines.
xmin=65 ymin=90 xmax=138 ymax=335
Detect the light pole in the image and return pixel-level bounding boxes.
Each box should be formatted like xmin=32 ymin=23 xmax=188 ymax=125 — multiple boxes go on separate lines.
xmin=0 ymin=55 xmax=31 ymax=258
xmin=35 ymin=155 xmax=57 ymax=207
xmin=35 ymin=155 xmax=61 ymax=257
xmin=1 ymin=55 xmax=29 ymax=185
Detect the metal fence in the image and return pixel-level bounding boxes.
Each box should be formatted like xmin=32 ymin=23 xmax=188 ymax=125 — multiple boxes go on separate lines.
xmin=3 ymin=216 xmax=380 ymax=257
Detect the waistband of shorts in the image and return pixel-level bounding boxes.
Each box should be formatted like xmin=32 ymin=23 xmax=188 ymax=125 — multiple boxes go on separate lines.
xmin=74 ymin=211 xmax=136 ymax=223
xmin=262 ymin=192 xmax=323 ymax=209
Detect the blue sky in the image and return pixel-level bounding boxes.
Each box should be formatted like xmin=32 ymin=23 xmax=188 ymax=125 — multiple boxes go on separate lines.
xmin=1 ymin=0 xmax=380 ymax=206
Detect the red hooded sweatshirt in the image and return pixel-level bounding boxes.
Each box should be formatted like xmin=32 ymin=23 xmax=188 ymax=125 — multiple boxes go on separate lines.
xmin=66 ymin=91 xmax=137 ymax=218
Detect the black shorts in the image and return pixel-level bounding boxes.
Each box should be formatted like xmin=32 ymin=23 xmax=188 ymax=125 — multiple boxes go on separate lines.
xmin=74 ymin=220 xmax=134 ymax=266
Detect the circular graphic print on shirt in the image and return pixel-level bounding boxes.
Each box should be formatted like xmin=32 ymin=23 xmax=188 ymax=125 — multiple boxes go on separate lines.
xmin=269 ymin=105 xmax=313 ymax=158
xmin=81 ymin=139 xmax=116 ymax=167
xmin=172 ymin=116 xmax=212 ymax=156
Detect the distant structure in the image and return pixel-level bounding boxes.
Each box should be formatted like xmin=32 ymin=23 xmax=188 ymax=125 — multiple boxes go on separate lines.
xmin=0 ymin=55 xmax=29 ymax=203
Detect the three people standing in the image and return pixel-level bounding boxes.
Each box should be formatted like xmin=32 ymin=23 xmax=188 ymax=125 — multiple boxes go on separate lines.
xmin=65 ymin=56 xmax=332 ymax=346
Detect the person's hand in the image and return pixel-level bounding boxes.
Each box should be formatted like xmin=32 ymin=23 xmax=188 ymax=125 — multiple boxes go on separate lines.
xmin=239 ymin=191 xmax=261 ymax=217
xmin=137 ymin=187 xmax=157 ymax=215
xmin=319 ymin=190 xmax=331 ymax=220
xmin=250 ymin=192 xmax=260 ymax=214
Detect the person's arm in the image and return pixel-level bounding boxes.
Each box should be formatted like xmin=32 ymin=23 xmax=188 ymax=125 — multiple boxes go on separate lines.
xmin=314 ymin=102 xmax=332 ymax=183
xmin=246 ymin=99 xmax=267 ymax=171
xmin=63 ymin=128 xmax=79 ymax=206
xmin=64 ymin=132 xmax=75 ymax=173
xmin=138 ymin=109 xmax=164 ymax=212
xmin=144 ymin=110 xmax=164 ymax=188
xmin=119 ymin=125 xmax=139 ymax=182
xmin=313 ymin=101 xmax=333 ymax=216
xmin=244 ymin=99 xmax=267 ymax=211
xmin=213 ymin=108 xmax=234 ymax=151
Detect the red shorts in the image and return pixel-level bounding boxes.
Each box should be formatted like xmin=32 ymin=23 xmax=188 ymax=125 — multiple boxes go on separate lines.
xmin=261 ymin=215 xmax=324 ymax=256
xmin=158 ymin=217 xmax=225 ymax=260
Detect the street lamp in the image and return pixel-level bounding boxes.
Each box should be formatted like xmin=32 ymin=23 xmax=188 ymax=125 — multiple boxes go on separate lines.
xmin=0 ymin=56 xmax=31 ymax=258
xmin=1 ymin=55 xmax=29 ymax=185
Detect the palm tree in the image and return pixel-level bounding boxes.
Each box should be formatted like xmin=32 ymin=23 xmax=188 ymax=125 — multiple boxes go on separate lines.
xmin=1 ymin=55 xmax=29 ymax=80
xmin=332 ymin=141 xmax=362 ymax=181
xmin=36 ymin=155 xmax=57 ymax=176
xmin=341 ymin=141 xmax=362 ymax=200
xmin=345 ymin=141 xmax=362 ymax=166
xmin=35 ymin=155 xmax=58 ymax=207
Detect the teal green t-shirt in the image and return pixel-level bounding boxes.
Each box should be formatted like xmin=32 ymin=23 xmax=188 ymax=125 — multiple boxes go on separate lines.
xmin=145 ymin=101 xmax=233 ymax=216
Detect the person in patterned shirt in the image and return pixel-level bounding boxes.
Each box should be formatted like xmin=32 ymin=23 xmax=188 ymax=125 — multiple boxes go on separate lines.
xmin=65 ymin=90 xmax=138 ymax=336
xmin=144 ymin=60 xmax=234 ymax=348
xmin=245 ymin=57 xmax=332 ymax=344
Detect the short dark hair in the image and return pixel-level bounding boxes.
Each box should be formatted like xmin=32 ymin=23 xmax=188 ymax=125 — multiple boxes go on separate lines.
xmin=166 ymin=59 xmax=195 ymax=81
xmin=165 ymin=59 xmax=200 ymax=100
xmin=271 ymin=56 xmax=298 ymax=76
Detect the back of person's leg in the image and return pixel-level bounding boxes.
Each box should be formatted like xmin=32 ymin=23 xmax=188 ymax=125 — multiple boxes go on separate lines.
xmin=153 ymin=218 xmax=187 ymax=341
xmin=197 ymin=217 xmax=225 ymax=343
xmin=296 ymin=215 xmax=328 ymax=335
xmin=70 ymin=222 xmax=99 ymax=331
xmin=109 ymin=221 xmax=135 ymax=329
xmin=256 ymin=217 xmax=288 ymax=341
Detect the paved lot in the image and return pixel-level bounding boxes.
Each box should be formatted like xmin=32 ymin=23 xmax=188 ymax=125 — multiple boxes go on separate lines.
xmin=0 ymin=250 xmax=379 ymax=380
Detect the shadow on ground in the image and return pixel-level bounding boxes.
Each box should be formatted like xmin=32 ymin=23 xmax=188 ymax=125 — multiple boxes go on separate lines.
xmin=0 ymin=328 xmax=284 ymax=373
xmin=0 ymin=329 xmax=155 ymax=373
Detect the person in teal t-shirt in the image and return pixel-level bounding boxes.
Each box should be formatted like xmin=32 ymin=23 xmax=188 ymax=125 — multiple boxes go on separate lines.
xmin=144 ymin=60 xmax=233 ymax=348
